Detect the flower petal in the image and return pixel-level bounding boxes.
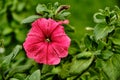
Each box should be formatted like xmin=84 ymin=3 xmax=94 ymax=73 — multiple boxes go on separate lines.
xmin=23 ymin=42 xmax=45 ymax=58
xmin=51 ymin=43 xmax=68 ymax=58
xmin=51 ymin=25 xmax=66 ymax=38
xmin=34 ymin=44 xmax=60 ymax=65
xmin=30 ymin=20 xmax=45 ymax=38
xmin=37 ymin=18 xmax=49 ymax=36
xmin=52 ymin=35 xmax=71 ymax=47
xmin=47 ymin=44 xmax=60 ymax=65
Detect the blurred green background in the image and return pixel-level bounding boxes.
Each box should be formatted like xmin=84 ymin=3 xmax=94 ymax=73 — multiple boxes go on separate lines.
xmin=0 ymin=0 xmax=119 ymax=52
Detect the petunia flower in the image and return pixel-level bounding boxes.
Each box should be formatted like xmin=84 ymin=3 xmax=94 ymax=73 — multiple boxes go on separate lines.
xmin=23 ymin=18 xmax=71 ymax=65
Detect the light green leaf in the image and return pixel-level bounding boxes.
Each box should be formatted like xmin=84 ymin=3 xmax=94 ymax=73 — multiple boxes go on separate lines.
xmin=111 ymin=38 xmax=120 ymax=45
xmin=69 ymin=56 xmax=94 ymax=75
xmin=76 ymin=51 xmax=92 ymax=59
xmin=61 ymin=12 xmax=71 ymax=17
xmin=29 ymin=70 xmax=41 ymax=80
xmin=9 ymin=78 xmax=19 ymax=80
xmin=56 ymin=12 xmax=71 ymax=20
xmin=3 ymin=27 xmax=13 ymax=35
xmin=94 ymin=24 xmax=115 ymax=40
xmin=36 ymin=4 xmax=48 ymax=14
xmin=93 ymin=12 xmax=105 ymax=23
xmin=21 ymin=15 xmax=40 ymax=24
xmin=101 ymin=54 xmax=120 ymax=80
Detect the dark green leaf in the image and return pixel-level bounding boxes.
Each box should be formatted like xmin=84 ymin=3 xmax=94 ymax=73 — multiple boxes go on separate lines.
xmin=21 ymin=15 xmax=40 ymax=24
xmin=110 ymin=28 xmax=120 ymax=45
xmin=68 ymin=40 xmax=80 ymax=55
xmin=41 ymin=65 xmax=53 ymax=73
xmin=101 ymin=50 xmax=113 ymax=60
xmin=84 ymin=35 xmax=92 ymax=49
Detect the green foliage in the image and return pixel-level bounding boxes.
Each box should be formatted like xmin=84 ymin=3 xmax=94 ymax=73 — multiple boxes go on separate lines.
xmin=25 ymin=70 xmax=41 ymax=80
xmin=1 ymin=0 xmax=120 ymax=80
xmin=22 ymin=2 xmax=70 ymax=24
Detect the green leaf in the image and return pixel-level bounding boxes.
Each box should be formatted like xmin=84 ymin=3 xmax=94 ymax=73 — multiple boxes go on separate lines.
xmin=55 ymin=5 xmax=70 ymax=14
xmin=111 ymin=38 xmax=120 ymax=45
xmin=29 ymin=70 xmax=41 ymax=80
xmin=1 ymin=45 xmax=22 ymax=69
xmin=6 ymin=64 xmax=32 ymax=79
xmin=101 ymin=50 xmax=113 ymax=60
xmin=97 ymin=40 xmax=106 ymax=50
xmin=93 ymin=12 xmax=105 ymax=23
xmin=58 ymin=63 xmax=71 ymax=79
xmin=101 ymin=54 xmax=120 ymax=80
xmin=36 ymin=4 xmax=48 ymax=14
xmin=21 ymin=15 xmax=40 ymax=24
xmin=3 ymin=27 xmax=13 ymax=35
xmin=94 ymin=24 xmax=115 ymax=40
xmin=69 ymin=56 xmax=94 ymax=75
xmin=76 ymin=51 xmax=92 ymax=59
xmin=84 ymin=35 xmax=92 ymax=49
xmin=14 ymin=29 xmax=27 ymax=42
xmin=41 ymin=65 xmax=53 ymax=73
xmin=56 ymin=12 xmax=71 ymax=20
xmin=9 ymin=78 xmax=19 ymax=80
xmin=68 ymin=40 xmax=80 ymax=55
xmin=110 ymin=28 xmax=120 ymax=45
xmin=4 ymin=36 xmax=12 ymax=46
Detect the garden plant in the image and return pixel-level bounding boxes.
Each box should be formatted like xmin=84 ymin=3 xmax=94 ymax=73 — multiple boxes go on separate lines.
xmin=0 ymin=1 xmax=120 ymax=80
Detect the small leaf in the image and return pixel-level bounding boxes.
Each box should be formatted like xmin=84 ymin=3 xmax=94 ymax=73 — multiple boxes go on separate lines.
xmin=36 ymin=4 xmax=48 ymax=14
xmin=94 ymin=24 xmax=115 ymax=40
xmin=29 ymin=70 xmax=41 ymax=80
xmin=76 ymin=51 xmax=92 ymax=59
xmin=55 ymin=5 xmax=70 ymax=14
xmin=93 ymin=12 xmax=105 ymax=23
xmin=56 ymin=12 xmax=71 ymax=20
xmin=21 ymin=15 xmax=40 ymax=24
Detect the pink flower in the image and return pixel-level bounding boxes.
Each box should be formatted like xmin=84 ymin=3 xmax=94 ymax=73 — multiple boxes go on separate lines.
xmin=23 ymin=18 xmax=71 ymax=65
